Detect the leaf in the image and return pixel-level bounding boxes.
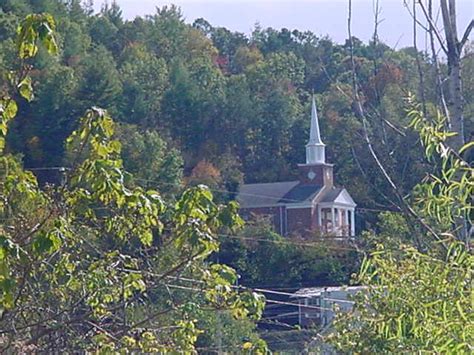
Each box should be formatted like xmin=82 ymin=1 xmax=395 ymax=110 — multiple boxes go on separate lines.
xmin=243 ymin=342 xmax=253 ymax=350
xmin=18 ymin=76 xmax=34 ymax=102
xmin=32 ymin=231 xmax=62 ymax=254
xmin=2 ymin=99 xmax=18 ymax=121
xmin=139 ymin=230 xmax=153 ymax=246
xmin=459 ymin=141 xmax=474 ymax=154
xmin=0 ymin=278 xmax=16 ymax=309
xmin=456 ymin=300 xmax=467 ymax=322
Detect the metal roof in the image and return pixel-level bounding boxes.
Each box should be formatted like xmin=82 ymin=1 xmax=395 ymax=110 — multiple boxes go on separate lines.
xmin=280 ymin=184 xmax=322 ymax=203
xmin=237 ymin=180 xmax=299 ymax=208
xmin=319 ymin=187 xmax=344 ymax=203
xmin=237 ymin=181 xmax=323 ymax=208
xmin=291 ymin=286 xmax=367 ymax=298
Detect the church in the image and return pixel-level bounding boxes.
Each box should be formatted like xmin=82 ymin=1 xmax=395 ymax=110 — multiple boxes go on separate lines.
xmin=237 ymin=97 xmax=356 ymax=237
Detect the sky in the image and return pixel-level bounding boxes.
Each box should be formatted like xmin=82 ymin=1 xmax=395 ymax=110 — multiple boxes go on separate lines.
xmin=93 ymin=0 xmax=473 ymax=49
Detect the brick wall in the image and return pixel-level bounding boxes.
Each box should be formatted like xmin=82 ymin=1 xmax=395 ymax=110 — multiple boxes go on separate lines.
xmin=240 ymin=206 xmax=286 ymax=235
xmin=286 ymin=207 xmax=313 ymax=235
xmin=297 ymin=164 xmax=334 ymax=187
xmin=242 ymin=205 xmax=323 ymax=237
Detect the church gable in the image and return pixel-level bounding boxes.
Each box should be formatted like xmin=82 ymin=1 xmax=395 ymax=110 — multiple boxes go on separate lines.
xmin=317 ymin=188 xmax=356 ymax=207
xmin=334 ymin=189 xmax=356 ymax=206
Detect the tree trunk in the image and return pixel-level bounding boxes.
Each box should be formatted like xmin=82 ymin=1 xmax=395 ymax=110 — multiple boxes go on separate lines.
xmin=440 ymin=0 xmax=465 ymax=150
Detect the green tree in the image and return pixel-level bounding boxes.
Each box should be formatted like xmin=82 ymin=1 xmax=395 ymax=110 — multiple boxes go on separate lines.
xmin=217 ymin=219 xmax=358 ymax=288
xmin=0 ymin=13 xmax=266 ymax=353
xmin=118 ymin=44 xmax=168 ymax=126
xmin=327 ymin=99 xmax=473 ymax=353
xmin=146 ymin=5 xmax=187 ymax=61
xmin=116 ymin=124 xmax=183 ymax=197
xmin=76 ymin=44 xmax=122 ymax=115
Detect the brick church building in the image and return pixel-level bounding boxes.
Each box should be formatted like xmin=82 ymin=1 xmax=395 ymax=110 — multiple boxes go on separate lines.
xmin=237 ymin=97 xmax=356 ymax=237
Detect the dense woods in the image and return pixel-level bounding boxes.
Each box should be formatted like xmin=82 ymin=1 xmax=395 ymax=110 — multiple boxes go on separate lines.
xmin=3 ymin=0 xmax=472 ymax=207
xmin=0 ymin=0 xmax=472 ymax=352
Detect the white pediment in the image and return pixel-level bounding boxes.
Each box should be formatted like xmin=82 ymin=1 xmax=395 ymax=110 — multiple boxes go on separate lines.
xmin=334 ymin=189 xmax=356 ymax=207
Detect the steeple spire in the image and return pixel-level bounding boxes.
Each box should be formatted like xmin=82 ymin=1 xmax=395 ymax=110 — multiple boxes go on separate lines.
xmin=306 ymin=95 xmax=326 ymax=164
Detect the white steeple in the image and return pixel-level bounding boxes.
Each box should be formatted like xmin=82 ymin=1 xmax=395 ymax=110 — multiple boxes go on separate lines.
xmin=306 ymin=95 xmax=325 ymax=164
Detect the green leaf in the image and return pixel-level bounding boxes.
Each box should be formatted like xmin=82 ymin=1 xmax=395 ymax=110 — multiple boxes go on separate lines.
xmin=139 ymin=230 xmax=153 ymax=246
xmin=2 ymin=99 xmax=18 ymax=121
xmin=456 ymin=301 xmax=467 ymax=322
xmin=18 ymin=76 xmax=34 ymax=102
xmin=17 ymin=13 xmax=58 ymax=59
xmin=459 ymin=141 xmax=474 ymax=154
xmin=32 ymin=231 xmax=62 ymax=254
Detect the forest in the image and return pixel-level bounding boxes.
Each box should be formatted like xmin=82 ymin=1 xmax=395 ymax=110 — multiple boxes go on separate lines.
xmin=0 ymin=0 xmax=472 ymax=353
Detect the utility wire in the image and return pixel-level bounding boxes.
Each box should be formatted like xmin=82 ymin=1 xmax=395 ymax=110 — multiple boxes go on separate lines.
xmin=219 ymin=234 xmax=360 ymax=252
xmin=164 ymin=283 xmax=334 ymax=312
xmin=164 ymin=275 xmax=358 ymax=306
xmin=24 ymin=166 xmax=398 ymax=214
xmin=156 ymin=274 xmax=338 ymax=311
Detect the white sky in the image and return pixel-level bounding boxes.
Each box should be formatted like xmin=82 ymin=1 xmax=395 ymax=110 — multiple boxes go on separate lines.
xmin=93 ymin=0 xmax=474 ymax=48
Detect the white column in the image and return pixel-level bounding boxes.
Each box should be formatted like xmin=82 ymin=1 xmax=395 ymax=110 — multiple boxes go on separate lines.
xmin=331 ymin=207 xmax=335 ymax=235
xmin=350 ymin=209 xmax=355 ymax=236
xmin=317 ymin=206 xmax=322 ymax=231
xmin=344 ymin=209 xmax=349 ymax=236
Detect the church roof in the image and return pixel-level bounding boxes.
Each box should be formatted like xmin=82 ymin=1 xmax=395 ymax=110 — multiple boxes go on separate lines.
xmin=319 ymin=187 xmax=357 ymax=206
xmin=237 ymin=183 xmax=356 ymax=209
xmin=237 ymin=181 xmax=299 ymax=208
xmin=319 ymin=187 xmax=344 ymax=202
xmin=237 ymin=181 xmax=322 ymax=208
xmin=280 ymin=184 xmax=322 ymax=203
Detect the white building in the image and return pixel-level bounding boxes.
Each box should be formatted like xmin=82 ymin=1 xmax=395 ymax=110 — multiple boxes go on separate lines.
xmin=291 ymin=286 xmax=366 ymax=328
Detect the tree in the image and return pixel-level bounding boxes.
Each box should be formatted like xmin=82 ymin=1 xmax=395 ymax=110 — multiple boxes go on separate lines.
xmin=232 ymin=45 xmax=263 ymax=73
xmin=118 ymin=44 xmax=168 ymax=126
xmin=76 ymin=44 xmax=122 ymax=115
xmin=116 ymin=124 xmax=183 ymax=198
xmin=327 ymin=243 xmax=472 ymax=352
xmin=416 ymin=0 xmax=473 ymax=149
xmin=0 ymin=13 xmax=267 ymax=353
xmin=146 ymin=5 xmax=187 ymax=61
xmin=217 ymin=219 xmax=359 ymax=289
xmin=326 ymin=99 xmax=473 ymax=353
xmin=187 ymin=159 xmax=223 ymax=190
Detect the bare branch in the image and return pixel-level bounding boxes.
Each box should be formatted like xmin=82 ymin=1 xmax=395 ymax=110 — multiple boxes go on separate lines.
xmin=440 ymin=0 xmax=458 ymax=55
xmin=459 ymin=19 xmax=474 ymax=49
xmin=417 ymin=0 xmax=449 ymax=54
xmin=347 ymin=0 xmax=446 ymax=249
xmin=413 ymin=0 xmax=427 ymax=114
xmin=403 ymin=0 xmax=430 ymax=32
xmin=428 ymin=0 xmax=450 ymax=121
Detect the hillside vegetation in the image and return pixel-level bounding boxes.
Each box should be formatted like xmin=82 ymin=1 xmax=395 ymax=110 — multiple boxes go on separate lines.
xmin=0 ymin=0 xmax=472 ymax=352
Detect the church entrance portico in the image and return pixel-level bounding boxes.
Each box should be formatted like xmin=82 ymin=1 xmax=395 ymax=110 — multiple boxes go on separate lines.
xmin=317 ymin=205 xmax=355 ymax=237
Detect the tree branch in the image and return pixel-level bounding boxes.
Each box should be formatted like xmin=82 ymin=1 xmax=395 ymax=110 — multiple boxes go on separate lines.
xmin=347 ymin=0 xmax=446 ymax=249
xmin=459 ymin=19 xmax=474 ymax=49
xmin=417 ymin=0 xmax=449 ymax=54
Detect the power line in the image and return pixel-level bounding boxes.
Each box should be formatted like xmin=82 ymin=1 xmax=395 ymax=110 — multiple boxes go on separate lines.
xmin=160 ymin=273 xmax=346 ymax=312
xmin=24 ymin=165 xmax=397 ymax=214
xmin=218 ymin=233 xmax=361 ymax=252
xmin=134 ymin=177 xmax=395 ymax=213
xmin=155 ymin=273 xmax=338 ymax=311
xmin=159 ymin=273 xmax=360 ymax=311
xmin=26 ymin=166 xmax=69 ymax=171
xmin=164 ymin=283 xmax=334 ymax=312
